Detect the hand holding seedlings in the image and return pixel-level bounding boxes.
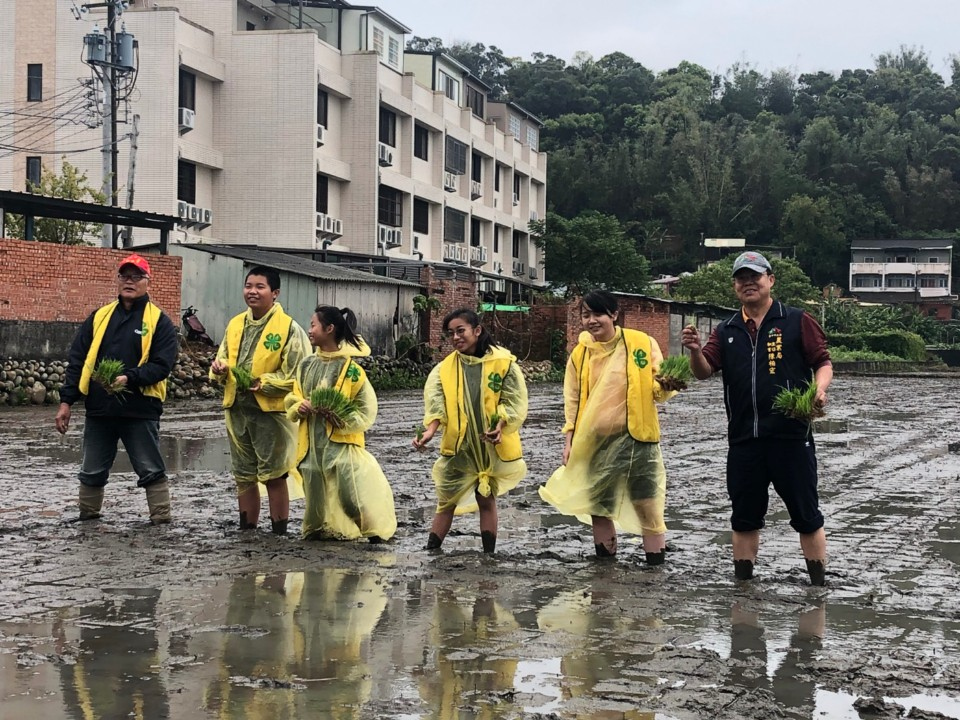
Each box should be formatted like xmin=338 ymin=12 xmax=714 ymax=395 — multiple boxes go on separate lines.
xmin=309 ymin=387 xmax=360 ymax=429
xmin=231 ymin=366 xmax=254 ymax=392
xmin=91 ymin=358 xmax=129 ymax=397
xmin=655 ymin=355 xmax=694 ymax=392
xmin=412 ymin=422 xmax=436 ymax=451
xmin=773 ymin=381 xmax=826 ymax=421
xmin=484 ymin=413 xmax=503 ymax=444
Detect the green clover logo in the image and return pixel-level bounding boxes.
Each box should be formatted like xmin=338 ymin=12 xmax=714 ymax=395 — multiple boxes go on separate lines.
xmin=263 ymin=333 xmax=282 ymax=351
xmin=633 ymin=349 xmax=648 ymax=369
xmin=487 ymin=372 xmax=503 ymax=392
xmin=140 ymin=322 xmax=150 ymax=336
xmin=345 ymin=363 xmax=360 ymax=382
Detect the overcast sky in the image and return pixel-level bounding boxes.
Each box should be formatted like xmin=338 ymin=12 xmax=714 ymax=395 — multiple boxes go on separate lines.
xmin=375 ymin=0 xmax=958 ymax=80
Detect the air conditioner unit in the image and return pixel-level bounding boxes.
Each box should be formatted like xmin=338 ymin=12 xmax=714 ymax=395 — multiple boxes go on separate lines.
xmin=512 ymin=260 xmax=525 ymax=276
xmin=177 ymin=201 xmax=212 ymax=229
xmin=178 ymin=107 xmax=195 ymax=133
xmin=493 ymin=261 xmax=503 ymax=274
xmin=471 ymin=179 xmax=482 ymax=199
xmin=480 ymin=246 xmax=488 ymax=264
xmin=330 ymin=218 xmax=342 ymax=237
xmin=412 ymin=234 xmax=421 ymax=250
xmin=316 ymin=123 xmax=327 ymax=146
xmin=528 ymin=266 xmax=539 ymax=280
xmin=316 ymin=213 xmax=343 ymax=239
xmin=529 ymin=211 xmax=539 ymax=222
xmin=470 ymin=246 xmax=488 ymax=267
xmin=443 ymin=243 xmax=457 ymax=262
xmin=512 ymin=192 xmax=520 ymax=207
xmin=387 ymin=228 xmax=402 ymax=247
xmin=443 ymin=171 xmax=458 ymax=193
xmin=378 ymin=142 xmax=393 ymax=167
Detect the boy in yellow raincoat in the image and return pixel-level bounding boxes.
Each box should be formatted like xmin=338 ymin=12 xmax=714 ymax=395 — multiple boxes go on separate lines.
xmin=539 ymin=290 xmax=677 ymax=563
xmin=285 ymin=305 xmax=397 ymax=542
xmin=210 ymin=266 xmax=310 ymax=535
xmin=412 ymin=308 xmax=528 ymax=554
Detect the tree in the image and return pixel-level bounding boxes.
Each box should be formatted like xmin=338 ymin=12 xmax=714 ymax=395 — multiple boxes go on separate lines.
xmin=447 ymin=42 xmax=512 ymax=97
xmin=673 ymin=256 xmax=819 ymax=308
xmin=530 ymin=211 xmax=651 ymax=296
xmin=5 ymin=158 xmax=105 ymax=244
xmin=780 ymin=194 xmax=848 ymax=285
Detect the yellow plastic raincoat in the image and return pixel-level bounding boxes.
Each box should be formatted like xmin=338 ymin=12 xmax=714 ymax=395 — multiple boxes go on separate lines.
xmin=212 ymin=303 xmax=310 ymax=496
xmin=285 ymin=338 xmax=397 ymax=540
xmin=539 ymin=328 xmax=675 ymax=535
xmin=422 ymin=346 xmax=528 ymax=515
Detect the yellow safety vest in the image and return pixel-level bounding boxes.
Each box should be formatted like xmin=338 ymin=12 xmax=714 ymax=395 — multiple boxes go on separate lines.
xmin=78 ymin=300 xmax=167 ymax=401
xmin=221 ymin=306 xmax=292 ymax=411
xmin=570 ymin=328 xmax=660 ymax=443
xmin=294 ymin=357 xmax=368 ymax=467
xmin=437 ymin=349 xmax=522 ymax=462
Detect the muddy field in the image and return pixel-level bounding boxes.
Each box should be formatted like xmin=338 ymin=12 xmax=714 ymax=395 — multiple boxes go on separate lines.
xmin=1 ymin=374 xmax=960 ymax=720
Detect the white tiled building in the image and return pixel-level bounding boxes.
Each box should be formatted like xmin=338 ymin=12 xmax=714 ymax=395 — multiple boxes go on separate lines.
xmin=0 ymin=0 xmax=547 ymax=291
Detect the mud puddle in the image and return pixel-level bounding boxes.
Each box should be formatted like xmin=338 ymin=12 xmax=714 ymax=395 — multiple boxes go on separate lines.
xmin=2 ymin=377 xmax=960 ymax=718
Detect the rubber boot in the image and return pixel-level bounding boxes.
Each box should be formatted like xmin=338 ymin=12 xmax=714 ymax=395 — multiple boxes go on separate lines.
xmin=78 ymin=484 xmax=104 ymax=520
xmin=595 ymin=542 xmax=616 ymax=559
xmin=734 ymin=559 xmax=754 ymax=581
xmin=481 ymin=530 xmax=497 ymax=554
xmin=805 ymin=559 xmax=826 ymax=587
xmin=645 ymin=550 xmax=665 ymax=566
xmin=425 ymin=532 xmax=443 ymax=551
xmin=270 ymin=518 xmax=289 ymax=536
xmin=239 ymin=511 xmax=257 ymax=530
xmin=145 ymin=481 xmax=171 ymax=525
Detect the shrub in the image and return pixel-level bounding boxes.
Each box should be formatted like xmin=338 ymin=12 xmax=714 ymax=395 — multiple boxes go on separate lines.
xmin=863 ymin=331 xmax=927 ymax=362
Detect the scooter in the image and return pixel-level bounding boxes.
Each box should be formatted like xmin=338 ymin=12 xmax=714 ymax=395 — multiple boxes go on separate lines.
xmin=181 ymin=306 xmax=216 ymax=346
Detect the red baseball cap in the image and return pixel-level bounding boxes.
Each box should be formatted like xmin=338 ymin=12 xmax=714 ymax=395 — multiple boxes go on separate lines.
xmin=118 ymin=253 xmax=151 ymax=277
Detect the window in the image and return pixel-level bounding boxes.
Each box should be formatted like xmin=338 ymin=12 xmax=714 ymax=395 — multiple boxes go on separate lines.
xmin=887 ymin=276 xmax=915 ymax=288
xmin=444 ymin=136 xmax=467 ymax=175
xmin=895 ymin=255 xmax=907 ymax=263
xmin=26 ymin=64 xmax=42 ymax=102
xmin=526 ymin=126 xmax=538 ymax=150
xmin=25 ymin=157 xmax=41 ymax=189
xmin=513 ymin=173 xmax=521 ymax=200
xmin=443 ymin=207 xmax=466 ymax=243
xmin=512 ymin=230 xmax=522 ymax=258
xmin=379 ymin=107 xmax=396 ymax=146
xmin=929 ymin=256 xmax=940 ymax=263
xmin=494 ymin=164 xmax=501 ymax=192
xmin=466 ymin=86 xmax=485 ymax=118
xmin=470 ymin=218 xmax=481 ymax=247
xmin=177 ymin=161 xmax=196 ymax=203
xmin=373 ymin=27 xmax=384 ymax=56
xmin=471 ymin=152 xmax=482 ymax=183
xmin=317 ymin=89 xmax=328 ymax=127
xmin=921 ymin=277 xmax=948 ymax=288
xmin=414 ymin=125 xmax=429 ymax=161
xmin=378 ymin=185 xmax=402 ymax=227
xmin=413 ymin=198 xmax=430 ymax=234
xmin=388 ymin=37 xmax=400 ymax=68
xmin=493 ymin=226 xmax=500 ymax=253
xmin=439 ymin=71 xmax=459 ymax=102
xmin=316 ymin=174 xmax=328 ymax=214
xmin=863 ymin=256 xmax=874 ymax=262
xmin=508 ymin=114 xmax=521 ymax=139
xmin=246 ymin=21 xmax=256 ymax=31
xmin=178 ymin=69 xmax=196 ymax=110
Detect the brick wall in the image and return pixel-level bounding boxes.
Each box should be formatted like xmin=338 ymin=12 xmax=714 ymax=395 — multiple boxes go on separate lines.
xmin=418 ymin=266 xmax=478 ymax=358
xmin=0 ymin=238 xmax=182 ymax=323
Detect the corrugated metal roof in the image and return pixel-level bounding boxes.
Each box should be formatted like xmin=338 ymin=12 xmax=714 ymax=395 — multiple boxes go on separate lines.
xmin=184 ymin=245 xmax=420 ymax=287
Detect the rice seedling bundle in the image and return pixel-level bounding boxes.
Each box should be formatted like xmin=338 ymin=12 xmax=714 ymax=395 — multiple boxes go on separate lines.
xmin=414 ymin=423 xmax=426 ymax=442
xmin=309 ymin=387 xmax=360 ymax=429
xmin=772 ymin=381 xmax=825 ymax=421
xmin=488 ymin=413 xmax=501 ymax=432
xmin=91 ymin=358 xmax=129 ymax=396
xmin=655 ymin=355 xmax=694 ymax=392
xmin=231 ymin=366 xmax=254 ymax=393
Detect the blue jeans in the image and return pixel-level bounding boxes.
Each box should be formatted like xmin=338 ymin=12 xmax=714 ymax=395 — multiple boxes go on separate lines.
xmin=78 ymin=416 xmax=167 ymax=488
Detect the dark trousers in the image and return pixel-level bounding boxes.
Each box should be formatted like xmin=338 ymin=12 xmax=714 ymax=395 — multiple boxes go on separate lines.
xmin=78 ymin=416 xmax=166 ymax=488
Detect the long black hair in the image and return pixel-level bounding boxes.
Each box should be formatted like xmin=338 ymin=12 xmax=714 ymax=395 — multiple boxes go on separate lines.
xmin=442 ymin=308 xmax=498 ymax=357
xmin=315 ymin=305 xmax=363 ymax=350
xmin=580 ymin=290 xmax=618 ymax=317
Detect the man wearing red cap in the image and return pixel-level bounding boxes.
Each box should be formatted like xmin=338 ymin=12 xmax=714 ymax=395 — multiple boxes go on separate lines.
xmin=54 ymin=253 xmax=179 ymax=524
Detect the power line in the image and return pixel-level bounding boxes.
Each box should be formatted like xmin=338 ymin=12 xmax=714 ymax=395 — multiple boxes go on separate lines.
xmin=0 ymin=132 xmax=129 ymax=158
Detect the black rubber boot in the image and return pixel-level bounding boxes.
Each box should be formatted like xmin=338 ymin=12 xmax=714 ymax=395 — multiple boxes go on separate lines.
xmin=645 ymin=550 xmax=665 ymax=566
xmin=368 ymin=535 xmax=383 ymax=544
xmin=481 ymin=530 xmax=497 ymax=554
xmin=425 ymin=532 xmax=443 ymax=550
xmin=594 ymin=543 xmax=616 ymax=558
xmin=734 ymin=559 xmax=754 ymax=580
xmin=239 ymin=511 xmax=257 ymax=530
xmin=270 ymin=518 xmax=288 ymax=536
xmin=805 ymin=559 xmax=826 ymax=586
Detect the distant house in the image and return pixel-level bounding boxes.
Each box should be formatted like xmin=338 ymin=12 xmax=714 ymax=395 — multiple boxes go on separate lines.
xmin=849 ymin=238 xmax=956 ymax=319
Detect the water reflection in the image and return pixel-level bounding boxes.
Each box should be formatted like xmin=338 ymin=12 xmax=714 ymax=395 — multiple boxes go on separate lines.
xmin=55 ymin=588 xmax=169 ymax=720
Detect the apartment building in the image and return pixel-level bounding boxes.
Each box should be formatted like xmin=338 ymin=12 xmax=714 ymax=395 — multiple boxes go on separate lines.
xmin=0 ymin=0 xmax=548 ymax=294
xmin=849 ymin=238 xmax=956 ymax=317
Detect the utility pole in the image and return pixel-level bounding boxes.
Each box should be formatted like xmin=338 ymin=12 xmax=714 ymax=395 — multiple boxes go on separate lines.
xmin=123 ymin=113 xmax=140 ymax=246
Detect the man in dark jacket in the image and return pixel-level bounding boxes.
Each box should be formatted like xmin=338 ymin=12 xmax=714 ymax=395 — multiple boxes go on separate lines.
xmin=54 ymin=253 xmax=178 ymax=523
xmin=681 ymin=251 xmax=832 ymax=585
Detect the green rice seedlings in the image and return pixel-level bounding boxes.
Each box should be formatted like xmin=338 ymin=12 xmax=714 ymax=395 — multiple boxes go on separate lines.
xmin=655 ymin=355 xmax=694 ymax=392
xmin=772 ymin=381 xmax=825 ymax=421
xmin=414 ymin=423 xmax=426 ymax=442
xmin=231 ymin=366 xmax=254 ymax=393
xmin=488 ymin=413 xmax=501 ymax=432
xmin=91 ymin=358 xmax=128 ymax=396
xmin=309 ymin=387 xmax=360 ymax=429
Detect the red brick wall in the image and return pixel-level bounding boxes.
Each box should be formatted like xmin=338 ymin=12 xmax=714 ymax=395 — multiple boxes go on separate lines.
xmin=418 ymin=266 xmax=478 ymax=358
xmin=563 ymin=294 xmax=673 ymax=355
xmin=0 ymin=238 xmax=182 ymax=323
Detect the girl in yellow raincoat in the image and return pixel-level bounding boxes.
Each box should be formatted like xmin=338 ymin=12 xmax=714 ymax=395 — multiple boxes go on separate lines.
xmin=285 ymin=306 xmax=397 ymax=542
xmin=411 ymin=308 xmax=528 ymax=554
xmin=539 ymin=290 xmax=677 ymax=563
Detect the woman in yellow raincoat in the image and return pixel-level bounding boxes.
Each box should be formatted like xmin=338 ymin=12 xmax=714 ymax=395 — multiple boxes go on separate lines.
xmin=411 ymin=308 xmax=528 ymax=554
xmin=539 ymin=290 xmax=676 ymax=563
xmin=285 ymin=306 xmax=397 ymax=542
